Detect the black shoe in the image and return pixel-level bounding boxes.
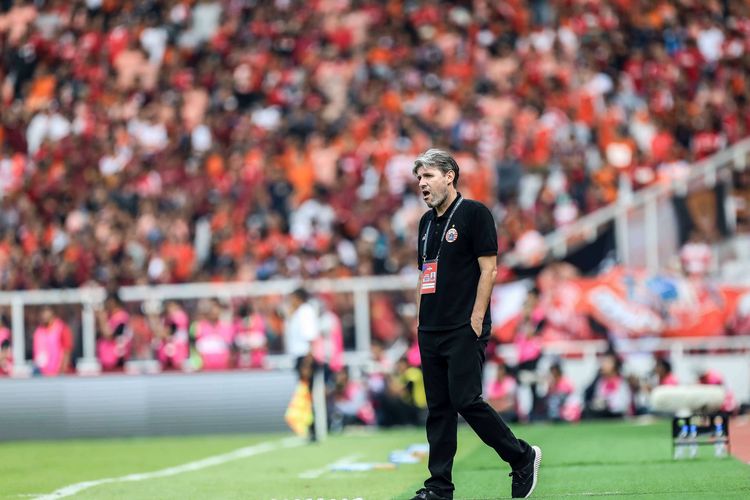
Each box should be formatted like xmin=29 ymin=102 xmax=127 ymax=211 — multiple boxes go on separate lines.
xmin=510 ymin=445 xmax=542 ymax=498
xmin=410 ymin=488 xmax=451 ymax=500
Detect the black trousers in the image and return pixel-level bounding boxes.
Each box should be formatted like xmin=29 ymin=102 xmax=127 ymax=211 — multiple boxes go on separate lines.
xmin=418 ymin=324 xmax=532 ymax=497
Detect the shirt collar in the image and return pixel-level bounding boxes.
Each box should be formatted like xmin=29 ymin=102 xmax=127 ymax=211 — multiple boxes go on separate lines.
xmin=433 ymin=192 xmax=462 ymax=220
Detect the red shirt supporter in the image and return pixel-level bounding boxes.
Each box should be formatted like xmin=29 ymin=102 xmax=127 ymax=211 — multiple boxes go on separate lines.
xmin=32 ymin=307 xmax=72 ymax=376
xmin=691 ymin=129 xmax=725 ymax=160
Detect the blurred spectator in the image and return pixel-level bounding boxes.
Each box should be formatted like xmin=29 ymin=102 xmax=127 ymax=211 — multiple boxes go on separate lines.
xmin=190 ymin=299 xmax=234 ymax=371
xmin=285 ymin=288 xmax=320 ymax=374
xmin=698 ymin=369 xmax=738 ymax=414
xmin=32 ymin=305 xmax=72 ymax=376
xmin=486 ymin=359 xmax=519 ymax=422
xmin=150 ymin=300 xmax=190 ymax=371
xmin=543 ymin=363 xmax=580 ymax=422
xmin=654 ymin=357 xmax=678 ymax=386
xmin=376 ymin=373 xmax=423 ymax=428
xmin=315 ymin=293 xmax=344 ymax=374
xmin=513 ymin=289 xmax=544 ymax=414
xmin=395 ymin=357 xmax=427 ymax=418
xmin=234 ymin=301 xmax=267 ymax=369
xmin=583 ymin=352 xmax=631 ymax=419
xmin=405 ymin=330 xmax=421 ymax=367
xmin=96 ymin=295 xmax=131 ymax=371
xmin=0 ymin=313 xmax=12 ymax=376
xmin=365 ymin=339 xmax=393 ymax=408
xmin=630 ymin=356 xmax=679 ymax=415
xmin=680 ymin=232 xmax=714 ymax=278
xmin=329 ymin=367 xmax=375 ymax=432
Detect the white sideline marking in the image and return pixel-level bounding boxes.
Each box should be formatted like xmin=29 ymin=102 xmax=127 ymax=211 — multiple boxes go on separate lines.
xmin=32 ymin=437 xmax=304 ymax=500
xmin=298 ymin=454 xmax=362 ymax=479
xmin=552 ymin=492 xmax=624 ymax=497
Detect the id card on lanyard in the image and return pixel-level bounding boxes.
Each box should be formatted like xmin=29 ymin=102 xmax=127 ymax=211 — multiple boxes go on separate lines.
xmin=420 ymin=196 xmax=463 ymax=296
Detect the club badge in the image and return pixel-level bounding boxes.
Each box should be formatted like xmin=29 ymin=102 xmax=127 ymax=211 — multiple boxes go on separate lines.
xmin=445 ymin=227 xmax=458 ymax=243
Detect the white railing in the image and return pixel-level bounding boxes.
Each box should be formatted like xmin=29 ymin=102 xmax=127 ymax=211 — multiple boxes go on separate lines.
xmin=0 ymin=274 xmax=417 ymax=376
xmin=503 ymin=137 xmax=750 ymax=272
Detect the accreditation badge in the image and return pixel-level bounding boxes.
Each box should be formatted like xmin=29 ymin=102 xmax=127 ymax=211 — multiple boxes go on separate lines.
xmin=421 ymin=260 xmax=438 ymax=295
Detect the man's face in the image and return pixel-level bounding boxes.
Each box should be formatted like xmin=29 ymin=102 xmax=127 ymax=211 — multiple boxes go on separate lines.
xmin=416 ymin=165 xmax=453 ymax=208
xmin=41 ymin=308 xmax=54 ymax=325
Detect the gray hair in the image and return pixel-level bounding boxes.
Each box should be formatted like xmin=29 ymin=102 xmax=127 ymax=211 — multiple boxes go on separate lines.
xmin=412 ymin=148 xmax=460 ymax=187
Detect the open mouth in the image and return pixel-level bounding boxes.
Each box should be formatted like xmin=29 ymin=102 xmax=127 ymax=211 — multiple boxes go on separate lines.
xmin=422 ymin=189 xmax=430 ymax=199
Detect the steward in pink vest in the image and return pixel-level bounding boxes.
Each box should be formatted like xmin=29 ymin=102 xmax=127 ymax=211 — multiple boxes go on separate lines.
xmin=190 ymin=300 xmax=235 ymax=371
xmin=96 ymin=296 xmax=132 ymax=371
xmin=155 ymin=301 xmax=190 ymax=370
xmin=33 ymin=306 xmax=72 ymax=376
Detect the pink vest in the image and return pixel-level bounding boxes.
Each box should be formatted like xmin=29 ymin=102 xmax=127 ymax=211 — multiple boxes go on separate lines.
xmin=515 ymin=335 xmax=542 ymax=364
xmin=406 ymin=340 xmax=421 ymax=367
xmin=487 ymin=376 xmax=517 ymax=400
xmin=235 ymin=314 xmax=267 ymax=369
xmin=0 ymin=327 xmax=12 ymax=376
xmin=157 ymin=310 xmax=190 ymax=367
xmin=0 ymin=326 xmax=10 ymax=347
xmin=550 ymin=376 xmax=574 ymax=396
xmin=195 ymin=319 xmax=234 ymax=370
xmin=97 ymin=310 xmax=131 ymax=370
xmin=33 ymin=319 xmax=66 ymax=376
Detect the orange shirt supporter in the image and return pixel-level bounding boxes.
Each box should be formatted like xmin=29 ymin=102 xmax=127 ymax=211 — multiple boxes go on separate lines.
xmin=381 ymin=89 xmax=402 ymax=114
xmin=592 ymin=165 xmax=619 ymax=205
xmin=286 ymin=152 xmax=315 ymax=203
xmin=219 ymin=231 xmax=247 ymax=262
xmin=26 ymin=74 xmax=56 ymax=112
xmin=206 ymin=153 xmax=225 ymax=180
xmin=162 ymin=242 xmax=195 ymax=282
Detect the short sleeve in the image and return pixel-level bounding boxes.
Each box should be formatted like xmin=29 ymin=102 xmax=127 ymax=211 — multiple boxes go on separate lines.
xmin=471 ymin=204 xmax=498 ymax=258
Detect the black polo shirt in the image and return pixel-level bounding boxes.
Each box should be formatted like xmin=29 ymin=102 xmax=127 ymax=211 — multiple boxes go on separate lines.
xmin=417 ymin=194 xmax=498 ymax=331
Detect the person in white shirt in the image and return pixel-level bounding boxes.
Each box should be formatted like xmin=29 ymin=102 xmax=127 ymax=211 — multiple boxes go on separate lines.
xmin=284 ymin=288 xmax=320 ymax=370
xmin=284 ymin=287 xmax=322 ymax=440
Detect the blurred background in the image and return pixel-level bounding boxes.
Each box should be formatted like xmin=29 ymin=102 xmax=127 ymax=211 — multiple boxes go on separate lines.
xmin=1 ymin=0 xmax=750 ymax=439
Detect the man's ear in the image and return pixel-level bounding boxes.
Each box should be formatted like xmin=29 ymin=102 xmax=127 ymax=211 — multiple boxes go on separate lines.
xmin=446 ymin=170 xmax=455 ymax=185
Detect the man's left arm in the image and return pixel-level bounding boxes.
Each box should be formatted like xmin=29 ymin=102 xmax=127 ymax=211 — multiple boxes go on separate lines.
xmin=471 ymin=255 xmax=497 ymax=337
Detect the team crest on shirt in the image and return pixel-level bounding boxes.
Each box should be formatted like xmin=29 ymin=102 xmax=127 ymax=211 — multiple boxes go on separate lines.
xmin=445 ymin=227 xmax=458 ymax=242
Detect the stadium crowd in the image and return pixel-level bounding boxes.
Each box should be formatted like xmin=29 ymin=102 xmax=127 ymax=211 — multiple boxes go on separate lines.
xmin=2 ymin=0 xmax=750 ymax=291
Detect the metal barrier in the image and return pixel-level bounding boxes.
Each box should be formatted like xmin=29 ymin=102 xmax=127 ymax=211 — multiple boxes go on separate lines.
xmin=0 ymin=275 xmax=417 ymax=376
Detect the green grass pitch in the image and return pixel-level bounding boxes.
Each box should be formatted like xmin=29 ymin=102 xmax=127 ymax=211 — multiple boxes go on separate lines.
xmin=1 ymin=421 xmax=748 ymax=499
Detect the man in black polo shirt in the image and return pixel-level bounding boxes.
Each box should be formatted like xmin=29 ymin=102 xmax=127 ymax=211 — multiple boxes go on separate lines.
xmin=411 ymin=149 xmax=542 ymax=500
